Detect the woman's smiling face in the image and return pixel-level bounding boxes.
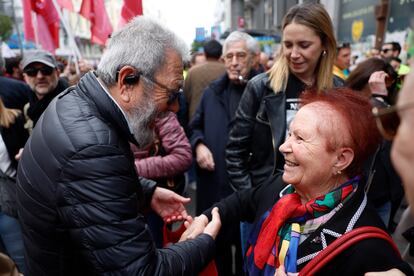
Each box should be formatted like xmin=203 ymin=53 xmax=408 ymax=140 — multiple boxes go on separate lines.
xmin=279 ymin=103 xmax=351 ymax=198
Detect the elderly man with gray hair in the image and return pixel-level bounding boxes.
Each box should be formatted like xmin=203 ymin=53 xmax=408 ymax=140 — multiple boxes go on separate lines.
xmin=17 ymin=17 xmax=220 ymax=275
xmin=189 ymin=30 xmax=259 ymax=275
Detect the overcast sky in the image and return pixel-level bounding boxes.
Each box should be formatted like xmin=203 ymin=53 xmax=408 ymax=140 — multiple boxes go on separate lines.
xmin=145 ymin=0 xmax=218 ymax=47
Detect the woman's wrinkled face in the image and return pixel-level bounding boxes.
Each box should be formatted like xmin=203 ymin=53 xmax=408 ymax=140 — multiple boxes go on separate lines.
xmin=279 ymin=103 xmax=340 ymax=193
xmin=282 ymin=22 xmax=324 ymax=80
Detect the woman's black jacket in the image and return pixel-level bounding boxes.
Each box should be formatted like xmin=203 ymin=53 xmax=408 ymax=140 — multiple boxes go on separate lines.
xmin=226 ymin=73 xmax=344 ymax=191
xmin=206 ymin=174 xmax=413 ymax=275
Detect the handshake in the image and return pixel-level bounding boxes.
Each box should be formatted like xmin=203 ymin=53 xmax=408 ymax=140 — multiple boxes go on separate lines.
xmin=179 ymin=207 xmax=221 ymax=242
xmin=150 ymin=186 xmax=222 ymax=242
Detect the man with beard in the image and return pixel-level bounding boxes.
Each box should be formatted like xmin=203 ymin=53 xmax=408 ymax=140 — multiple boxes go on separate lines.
xmin=21 ymin=50 xmax=69 ymax=132
xmin=16 ymin=17 xmax=221 ymax=275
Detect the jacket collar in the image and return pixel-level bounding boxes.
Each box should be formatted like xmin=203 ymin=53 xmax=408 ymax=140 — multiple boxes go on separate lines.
xmin=210 ymin=69 xmax=261 ymax=95
xmin=296 ymin=179 xmax=367 ymax=268
xmin=77 ymin=71 xmax=139 ymax=146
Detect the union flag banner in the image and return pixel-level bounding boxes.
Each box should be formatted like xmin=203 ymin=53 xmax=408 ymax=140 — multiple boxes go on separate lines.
xmin=79 ymin=0 xmax=113 ymax=45
xmin=57 ymin=0 xmax=74 ymax=12
xmin=119 ymin=0 xmax=143 ymax=28
xmin=22 ymin=0 xmax=60 ymax=53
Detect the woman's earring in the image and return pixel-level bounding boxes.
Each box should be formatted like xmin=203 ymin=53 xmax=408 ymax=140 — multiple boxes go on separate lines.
xmin=322 ymin=50 xmax=327 ymax=56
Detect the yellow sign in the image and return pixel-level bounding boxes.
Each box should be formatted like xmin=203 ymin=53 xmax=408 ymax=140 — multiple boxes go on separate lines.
xmin=352 ymin=19 xmax=364 ymax=42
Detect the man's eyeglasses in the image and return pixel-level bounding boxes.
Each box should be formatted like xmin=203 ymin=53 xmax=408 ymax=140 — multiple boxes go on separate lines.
xmin=139 ymin=75 xmax=183 ymax=104
xmin=381 ymin=48 xmax=392 ymax=54
xmin=372 ymin=102 xmax=414 ymax=140
xmin=24 ymin=66 xmax=54 ymax=77
xmin=115 ymin=70 xmax=183 ymax=104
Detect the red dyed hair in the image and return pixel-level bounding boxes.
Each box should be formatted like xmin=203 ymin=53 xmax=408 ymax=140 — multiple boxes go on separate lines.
xmin=300 ymin=88 xmax=381 ymax=177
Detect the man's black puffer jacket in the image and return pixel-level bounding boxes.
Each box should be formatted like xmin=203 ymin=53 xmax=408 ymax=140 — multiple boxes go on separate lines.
xmin=17 ymin=72 xmax=215 ymax=275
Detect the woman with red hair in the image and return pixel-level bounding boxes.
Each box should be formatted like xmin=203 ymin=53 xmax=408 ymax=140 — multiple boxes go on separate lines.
xmin=182 ymin=88 xmax=412 ymax=275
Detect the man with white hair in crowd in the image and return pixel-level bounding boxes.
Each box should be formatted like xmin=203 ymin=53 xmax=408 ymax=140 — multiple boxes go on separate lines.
xmin=189 ymin=30 xmax=259 ymax=275
xmin=17 ymin=17 xmax=220 ymax=275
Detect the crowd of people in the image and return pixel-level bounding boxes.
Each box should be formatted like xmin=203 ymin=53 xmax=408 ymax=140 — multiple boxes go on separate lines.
xmin=0 ymin=2 xmax=413 ymax=275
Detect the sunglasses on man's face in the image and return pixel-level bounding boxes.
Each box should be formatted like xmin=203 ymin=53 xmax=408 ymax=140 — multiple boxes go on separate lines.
xmin=381 ymin=48 xmax=392 ymax=54
xmin=24 ymin=66 xmax=54 ymax=77
xmin=372 ymin=102 xmax=414 ymax=140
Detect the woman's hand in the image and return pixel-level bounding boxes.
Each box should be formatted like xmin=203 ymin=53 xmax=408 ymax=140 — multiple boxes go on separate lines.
xmin=179 ymin=207 xmax=221 ymax=241
xmin=365 ymin=269 xmax=406 ymax=276
xmin=151 ymin=187 xmax=191 ymax=223
xmin=203 ymin=207 xmax=221 ymax=240
xmin=274 ymin=265 xmax=298 ymax=276
xmin=368 ymin=71 xmax=389 ymax=97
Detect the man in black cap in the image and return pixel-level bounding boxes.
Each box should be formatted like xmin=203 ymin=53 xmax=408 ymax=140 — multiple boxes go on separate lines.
xmin=22 ymin=50 xmax=69 ymax=131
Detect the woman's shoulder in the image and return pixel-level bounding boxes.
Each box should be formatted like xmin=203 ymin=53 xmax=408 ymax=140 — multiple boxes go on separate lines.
xmin=244 ymin=73 xmax=273 ymax=98
xmin=249 ymin=72 xmax=270 ymax=87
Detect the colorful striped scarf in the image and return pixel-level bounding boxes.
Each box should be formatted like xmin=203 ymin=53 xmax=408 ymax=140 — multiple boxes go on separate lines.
xmin=245 ymin=177 xmax=359 ymax=275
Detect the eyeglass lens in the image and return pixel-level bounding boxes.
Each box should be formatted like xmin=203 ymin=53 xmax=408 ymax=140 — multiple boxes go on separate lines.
xmin=167 ymin=90 xmax=182 ymax=105
xmin=141 ymin=74 xmax=182 ymax=105
xmin=24 ymin=67 xmax=54 ymax=77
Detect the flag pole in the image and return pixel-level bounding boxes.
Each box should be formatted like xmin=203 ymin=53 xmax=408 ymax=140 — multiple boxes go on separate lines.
xmin=51 ymin=0 xmax=82 ymax=63
xmin=10 ymin=0 xmax=24 ymax=56
xmin=32 ymin=11 xmax=40 ymax=49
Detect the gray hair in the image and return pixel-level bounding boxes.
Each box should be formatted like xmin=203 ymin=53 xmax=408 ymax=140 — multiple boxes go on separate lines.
xmin=97 ymin=17 xmax=189 ymax=86
xmin=222 ymin=31 xmax=258 ymax=55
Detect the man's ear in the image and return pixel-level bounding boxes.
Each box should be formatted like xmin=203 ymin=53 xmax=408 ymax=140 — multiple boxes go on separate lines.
xmin=117 ymin=66 xmax=139 ymax=103
xmin=334 ymin=147 xmax=354 ymax=172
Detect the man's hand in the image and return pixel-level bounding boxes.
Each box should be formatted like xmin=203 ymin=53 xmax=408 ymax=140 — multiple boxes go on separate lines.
xmin=151 ymin=187 xmax=191 ymax=223
xmin=195 ymin=143 xmax=215 ymax=171
xmin=179 ymin=214 xmax=207 ymax=242
xmin=179 ymin=207 xmax=221 ymax=241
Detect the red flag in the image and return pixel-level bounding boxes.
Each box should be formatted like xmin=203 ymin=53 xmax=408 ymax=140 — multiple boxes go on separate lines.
xmin=119 ymin=0 xmax=143 ymax=27
xmin=22 ymin=0 xmax=60 ymax=53
xmin=57 ymin=0 xmax=74 ymax=12
xmin=80 ymin=0 xmax=113 ymax=46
